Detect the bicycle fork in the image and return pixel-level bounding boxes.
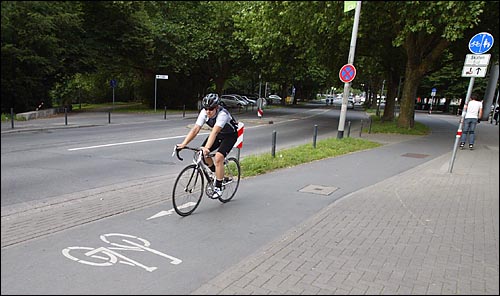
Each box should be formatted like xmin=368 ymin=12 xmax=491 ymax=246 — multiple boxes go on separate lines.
xmin=184 ymin=167 xmax=201 ymax=194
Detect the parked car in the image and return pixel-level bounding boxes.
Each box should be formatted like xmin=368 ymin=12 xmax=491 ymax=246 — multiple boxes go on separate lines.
xmin=267 ymin=94 xmax=282 ymax=105
xmin=240 ymin=95 xmax=256 ymax=106
xmin=228 ymin=94 xmax=252 ymax=107
xmin=331 ymin=97 xmax=354 ymax=109
xmin=220 ymin=94 xmax=247 ymax=108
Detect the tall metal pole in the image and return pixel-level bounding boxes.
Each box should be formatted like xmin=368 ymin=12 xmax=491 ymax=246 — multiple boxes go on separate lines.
xmin=258 ymin=74 xmax=262 ymax=99
xmin=337 ymin=1 xmax=361 ymax=139
xmin=154 ymin=77 xmax=157 ymax=112
xmin=448 ymin=77 xmax=475 ymax=173
xmin=376 ymin=79 xmax=385 ymax=117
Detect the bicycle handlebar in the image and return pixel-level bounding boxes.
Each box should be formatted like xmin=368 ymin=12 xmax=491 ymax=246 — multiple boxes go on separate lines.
xmin=172 ymin=145 xmax=206 ymax=161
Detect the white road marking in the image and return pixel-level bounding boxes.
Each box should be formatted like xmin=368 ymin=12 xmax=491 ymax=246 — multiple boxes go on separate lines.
xmin=147 ymin=209 xmax=175 ymax=220
xmin=147 ymin=202 xmax=198 ymax=220
xmin=67 ymin=134 xmax=207 ymax=151
xmin=67 ymin=108 xmax=330 ymax=151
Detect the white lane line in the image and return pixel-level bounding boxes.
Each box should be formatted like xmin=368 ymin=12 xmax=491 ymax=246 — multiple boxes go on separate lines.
xmin=67 ymin=134 xmax=208 ymax=151
xmin=67 ymin=108 xmax=327 ymax=152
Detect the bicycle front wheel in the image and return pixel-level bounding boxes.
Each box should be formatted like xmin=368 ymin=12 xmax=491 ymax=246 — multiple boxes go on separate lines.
xmin=219 ymin=157 xmax=241 ymax=203
xmin=172 ymin=164 xmax=204 ymax=216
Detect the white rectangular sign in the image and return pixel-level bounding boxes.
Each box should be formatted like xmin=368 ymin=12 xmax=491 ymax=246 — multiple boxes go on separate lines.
xmin=156 ymin=75 xmax=169 ymax=79
xmin=461 ymin=65 xmax=488 ymax=77
xmin=464 ymin=54 xmax=490 ymax=66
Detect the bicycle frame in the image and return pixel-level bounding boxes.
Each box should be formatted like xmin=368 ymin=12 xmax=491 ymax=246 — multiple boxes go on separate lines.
xmin=174 ymin=146 xmax=215 ymax=183
xmin=171 ymin=145 xmax=241 ymax=216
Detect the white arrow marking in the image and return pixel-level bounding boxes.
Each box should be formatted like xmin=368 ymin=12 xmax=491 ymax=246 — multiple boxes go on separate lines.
xmin=147 ymin=202 xmax=198 ymax=220
xmin=147 ymin=210 xmax=175 ymax=220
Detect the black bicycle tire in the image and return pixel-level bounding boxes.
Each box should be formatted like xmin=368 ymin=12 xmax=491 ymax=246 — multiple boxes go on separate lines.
xmin=218 ymin=157 xmax=241 ymax=203
xmin=172 ymin=164 xmax=204 ymax=216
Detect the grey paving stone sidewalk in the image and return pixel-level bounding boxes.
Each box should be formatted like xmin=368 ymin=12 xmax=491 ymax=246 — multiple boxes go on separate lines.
xmin=193 ymin=146 xmax=499 ymax=295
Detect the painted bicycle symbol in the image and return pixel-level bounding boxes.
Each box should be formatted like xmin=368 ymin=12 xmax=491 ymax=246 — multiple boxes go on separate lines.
xmin=62 ymin=233 xmax=182 ymax=272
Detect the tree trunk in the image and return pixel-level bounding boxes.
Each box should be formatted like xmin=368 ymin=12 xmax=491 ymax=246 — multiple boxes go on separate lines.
xmin=397 ymin=66 xmax=421 ymax=129
xmin=214 ymin=77 xmax=225 ymax=95
xmin=398 ymin=34 xmax=449 ymax=129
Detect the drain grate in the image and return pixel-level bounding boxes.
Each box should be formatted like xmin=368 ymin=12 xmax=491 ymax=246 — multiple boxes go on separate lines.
xmin=299 ymin=184 xmax=338 ymax=196
xmin=401 ymin=153 xmax=429 ymax=158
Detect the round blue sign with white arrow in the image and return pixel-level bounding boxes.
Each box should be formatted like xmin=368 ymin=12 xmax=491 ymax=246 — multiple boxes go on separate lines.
xmin=468 ymin=32 xmax=494 ymax=54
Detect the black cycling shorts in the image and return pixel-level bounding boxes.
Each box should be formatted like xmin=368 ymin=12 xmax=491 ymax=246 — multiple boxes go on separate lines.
xmin=202 ymin=132 xmax=238 ymax=157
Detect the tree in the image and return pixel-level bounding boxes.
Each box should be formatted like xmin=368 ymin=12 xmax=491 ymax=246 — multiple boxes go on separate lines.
xmin=388 ymin=1 xmax=485 ymax=128
xmin=1 ymin=1 xmax=89 ymax=112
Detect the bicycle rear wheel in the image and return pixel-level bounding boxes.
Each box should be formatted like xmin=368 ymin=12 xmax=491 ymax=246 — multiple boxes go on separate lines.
xmin=218 ymin=157 xmax=240 ymax=203
xmin=172 ymin=164 xmax=204 ymax=216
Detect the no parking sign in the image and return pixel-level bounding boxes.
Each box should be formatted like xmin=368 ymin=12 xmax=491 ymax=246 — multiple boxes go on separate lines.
xmin=339 ymin=64 xmax=356 ymax=83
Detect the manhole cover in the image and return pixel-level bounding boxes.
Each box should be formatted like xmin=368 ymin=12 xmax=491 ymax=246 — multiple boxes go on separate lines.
xmin=401 ymin=153 xmax=429 ymax=158
xmin=299 ymin=184 xmax=338 ymax=196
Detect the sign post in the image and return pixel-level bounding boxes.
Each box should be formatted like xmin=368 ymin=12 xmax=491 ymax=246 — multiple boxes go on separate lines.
xmin=448 ymin=32 xmax=494 ymax=173
xmin=110 ymin=79 xmax=117 ymax=108
xmin=155 ymin=75 xmax=169 ymax=112
xmin=429 ymin=88 xmax=436 ymax=114
xmin=337 ymin=62 xmax=358 ymax=138
xmin=337 ymin=1 xmax=361 ymax=139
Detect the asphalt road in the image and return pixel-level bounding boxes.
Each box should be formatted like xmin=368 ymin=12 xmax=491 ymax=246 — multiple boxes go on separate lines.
xmin=1 ymin=105 xmax=366 ymax=207
xmin=1 ymin=106 xmax=466 ymax=294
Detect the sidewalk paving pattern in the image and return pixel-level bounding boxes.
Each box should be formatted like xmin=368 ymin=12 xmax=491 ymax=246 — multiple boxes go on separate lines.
xmin=2 ymin=109 xmax=499 ymax=295
xmin=193 ymin=148 xmax=499 ymax=295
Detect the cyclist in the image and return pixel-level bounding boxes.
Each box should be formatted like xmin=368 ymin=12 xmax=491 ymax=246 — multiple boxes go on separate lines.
xmin=176 ymin=93 xmax=238 ymax=198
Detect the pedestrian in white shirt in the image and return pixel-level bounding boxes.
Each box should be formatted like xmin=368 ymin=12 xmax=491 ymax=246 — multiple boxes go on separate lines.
xmin=460 ymin=93 xmax=483 ymax=150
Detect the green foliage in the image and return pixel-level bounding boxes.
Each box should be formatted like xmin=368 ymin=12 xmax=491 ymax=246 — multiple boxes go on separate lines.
xmin=240 ymin=137 xmax=381 ymax=178
xmin=365 ymin=114 xmax=430 ymax=135
xmin=1 ymin=1 xmax=90 ymax=112
xmin=1 ymin=0 xmax=498 ymax=121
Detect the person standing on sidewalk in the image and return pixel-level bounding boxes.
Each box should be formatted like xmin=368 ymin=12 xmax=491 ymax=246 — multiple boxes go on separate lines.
xmin=460 ymin=93 xmax=483 ymax=150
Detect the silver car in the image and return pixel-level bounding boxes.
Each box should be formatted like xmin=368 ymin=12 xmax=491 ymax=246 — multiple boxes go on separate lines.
xmin=220 ymin=95 xmax=247 ymax=108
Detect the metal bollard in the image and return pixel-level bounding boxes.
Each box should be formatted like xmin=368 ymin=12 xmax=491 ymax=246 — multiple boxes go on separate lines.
xmin=11 ymin=108 xmax=14 ymax=129
xmin=183 ymin=105 xmax=185 ymax=118
xmin=271 ymin=130 xmax=277 ymax=157
xmin=164 ymin=106 xmax=167 ymax=120
xmin=368 ymin=118 xmax=372 ymax=134
xmin=359 ymin=120 xmax=364 ymax=137
xmin=64 ymin=107 xmax=68 ymax=125
xmin=237 ymin=147 xmax=241 ymax=162
xmin=313 ymin=124 xmax=318 ymax=148
xmin=347 ymin=121 xmax=351 ymax=137
xmin=108 ymin=111 xmax=111 ymax=124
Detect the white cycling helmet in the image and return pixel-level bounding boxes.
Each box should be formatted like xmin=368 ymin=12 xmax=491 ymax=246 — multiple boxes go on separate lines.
xmin=202 ymin=93 xmax=220 ymax=109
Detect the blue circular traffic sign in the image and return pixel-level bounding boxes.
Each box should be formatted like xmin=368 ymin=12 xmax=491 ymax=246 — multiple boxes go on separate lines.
xmin=469 ymin=32 xmax=494 ymax=54
xmin=339 ymin=64 xmax=356 ymax=83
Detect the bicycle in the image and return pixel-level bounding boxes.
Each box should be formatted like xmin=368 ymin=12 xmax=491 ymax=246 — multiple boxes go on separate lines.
xmin=171 ymin=146 xmax=241 ymax=216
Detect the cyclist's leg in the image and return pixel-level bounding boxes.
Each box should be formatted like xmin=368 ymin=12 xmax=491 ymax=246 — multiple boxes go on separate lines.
xmin=201 ymin=137 xmax=221 ymax=168
xmin=215 ymin=133 xmax=237 ymax=181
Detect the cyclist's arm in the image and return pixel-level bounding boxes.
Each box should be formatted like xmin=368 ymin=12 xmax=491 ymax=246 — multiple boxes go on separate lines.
xmin=178 ymin=124 xmax=202 ymax=148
